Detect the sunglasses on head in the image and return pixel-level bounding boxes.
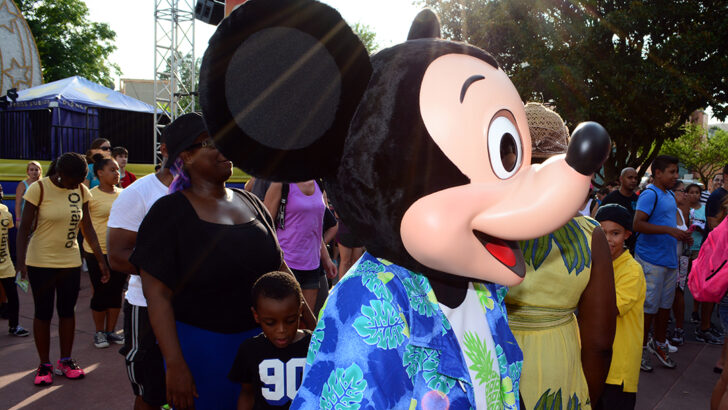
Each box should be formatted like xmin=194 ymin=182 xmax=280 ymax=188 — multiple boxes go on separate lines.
xmin=186 ymin=138 xmax=216 ymax=151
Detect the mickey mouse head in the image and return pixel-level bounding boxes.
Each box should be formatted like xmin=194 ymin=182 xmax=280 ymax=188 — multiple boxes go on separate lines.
xmin=200 ymin=0 xmax=610 ymax=286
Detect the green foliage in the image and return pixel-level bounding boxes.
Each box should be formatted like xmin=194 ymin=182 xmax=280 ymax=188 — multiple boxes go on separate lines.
xmin=351 ymin=22 xmax=379 ymax=54
xmin=159 ymin=52 xmax=201 ymax=113
xmin=320 ymin=363 xmax=367 ymax=410
xmin=352 ymin=299 xmax=407 ymax=349
xmin=421 ymin=0 xmax=728 ymax=183
xmin=17 ymin=0 xmax=120 ymax=88
xmin=661 ymin=124 xmax=728 ymax=187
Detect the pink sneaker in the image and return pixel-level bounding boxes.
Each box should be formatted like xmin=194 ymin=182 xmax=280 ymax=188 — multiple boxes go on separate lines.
xmin=34 ymin=364 xmax=53 ymax=386
xmin=54 ymin=359 xmax=85 ymax=379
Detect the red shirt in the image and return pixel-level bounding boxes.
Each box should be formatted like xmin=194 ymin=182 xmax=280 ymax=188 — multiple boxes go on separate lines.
xmin=119 ymin=170 xmax=137 ymax=188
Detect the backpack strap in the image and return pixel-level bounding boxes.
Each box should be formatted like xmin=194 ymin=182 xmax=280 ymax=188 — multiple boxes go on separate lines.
xmin=230 ymin=187 xmax=283 ymax=255
xmin=37 ymin=179 xmax=44 ymax=208
xmin=276 ymin=183 xmax=290 ymax=230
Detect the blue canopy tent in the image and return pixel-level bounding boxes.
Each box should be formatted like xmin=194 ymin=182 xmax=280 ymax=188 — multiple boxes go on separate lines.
xmin=0 ymin=76 xmax=165 ymax=163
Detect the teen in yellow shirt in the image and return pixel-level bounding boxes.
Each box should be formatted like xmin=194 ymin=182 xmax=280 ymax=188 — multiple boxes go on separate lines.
xmin=82 ymin=155 xmax=125 ymax=348
xmin=0 ymin=184 xmax=30 ymax=336
xmin=16 ymin=153 xmax=108 ymax=385
xmin=595 ymin=204 xmax=646 ymax=410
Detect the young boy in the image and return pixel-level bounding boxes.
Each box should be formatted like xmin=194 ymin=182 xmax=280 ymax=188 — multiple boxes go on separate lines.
xmin=112 ymin=146 xmax=137 ymax=188
xmin=633 ymin=155 xmax=690 ymax=370
xmin=229 ymin=272 xmax=312 ymax=410
xmin=595 ymin=204 xmax=646 ymax=410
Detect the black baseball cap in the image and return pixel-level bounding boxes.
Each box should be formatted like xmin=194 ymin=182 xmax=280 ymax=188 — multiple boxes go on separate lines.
xmin=163 ymin=112 xmax=208 ymax=168
xmin=595 ymin=204 xmax=633 ymax=232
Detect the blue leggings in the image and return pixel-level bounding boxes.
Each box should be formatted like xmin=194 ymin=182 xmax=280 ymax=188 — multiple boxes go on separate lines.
xmin=175 ymin=322 xmax=260 ymax=410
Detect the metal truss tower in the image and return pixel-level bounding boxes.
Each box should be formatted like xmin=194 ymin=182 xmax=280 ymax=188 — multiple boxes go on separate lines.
xmin=153 ymin=0 xmax=196 ymax=165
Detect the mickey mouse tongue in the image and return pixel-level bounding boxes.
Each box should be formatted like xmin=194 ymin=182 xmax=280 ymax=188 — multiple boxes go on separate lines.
xmin=473 ymin=230 xmax=526 ymax=278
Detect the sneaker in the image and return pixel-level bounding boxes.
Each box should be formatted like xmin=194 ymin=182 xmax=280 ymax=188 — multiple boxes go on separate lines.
xmin=93 ymin=331 xmax=109 ymax=348
xmin=647 ymin=339 xmax=677 ymax=368
xmin=105 ymin=331 xmax=124 ymax=345
xmin=54 ymin=359 xmax=85 ymax=379
xmin=671 ymin=328 xmax=685 ymax=346
xmin=34 ymin=363 xmax=53 ymax=386
xmin=691 ymin=312 xmax=701 ymax=324
xmin=696 ymin=329 xmax=724 ymax=345
xmin=9 ymin=326 xmax=30 ymax=337
xmin=640 ymin=347 xmax=653 ymax=372
xmin=710 ymin=325 xmax=724 ymax=338
xmin=666 ymin=340 xmax=678 ymax=353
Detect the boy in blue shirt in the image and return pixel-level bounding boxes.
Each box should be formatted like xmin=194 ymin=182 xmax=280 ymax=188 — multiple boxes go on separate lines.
xmin=228 ymin=272 xmax=311 ymax=410
xmin=633 ymin=155 xmax=690 ymax=370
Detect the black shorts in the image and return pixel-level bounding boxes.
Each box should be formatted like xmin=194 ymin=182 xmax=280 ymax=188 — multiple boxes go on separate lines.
xmin=119 ymin=301 xmax=166 ymax=406
xmin=595 ymin=383 xmax=636 ymax=410
xmin=290 ymin=266 xmax=322 ymax=290
xmin=27 ymin=266 xmax=80 ymax=320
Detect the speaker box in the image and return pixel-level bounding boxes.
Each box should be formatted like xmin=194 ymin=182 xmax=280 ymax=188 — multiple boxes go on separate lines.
xmin=195 ymin=0 xmax=224 ymax=25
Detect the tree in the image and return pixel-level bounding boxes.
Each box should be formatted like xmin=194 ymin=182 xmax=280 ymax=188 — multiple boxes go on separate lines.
xmin=421 ymin=0 xmax=728 ymax=183
xmin=352 ymin=22 xmax=379 ymax=54
xmin=661 ymin=124 xmax=728 ymax=187
xmin=17 ymin=0 xmax=120 ymax=88
xmin=159 ymin=52 xmax=201 ymax=114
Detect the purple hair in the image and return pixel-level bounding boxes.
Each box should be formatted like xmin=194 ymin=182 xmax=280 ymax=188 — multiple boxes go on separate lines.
xmin=168 ymin=157 xmax=191 ymax=194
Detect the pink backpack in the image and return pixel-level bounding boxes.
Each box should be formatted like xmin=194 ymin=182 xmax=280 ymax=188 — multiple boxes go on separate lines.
xmin=689 ymin=217 xmax=728 ymax=303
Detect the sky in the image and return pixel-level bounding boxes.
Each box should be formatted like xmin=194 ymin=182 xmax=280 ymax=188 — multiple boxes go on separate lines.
xmin=83 ymin=0 xmax=423 ymax=87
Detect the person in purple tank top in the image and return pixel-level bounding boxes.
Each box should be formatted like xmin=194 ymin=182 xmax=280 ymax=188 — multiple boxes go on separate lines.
xmin=264 ymin=180 xmax=338 ymax=312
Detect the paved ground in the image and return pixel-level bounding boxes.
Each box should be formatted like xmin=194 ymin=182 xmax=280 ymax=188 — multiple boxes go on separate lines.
xmin=0 ymin=273 xmax=723 ymax=409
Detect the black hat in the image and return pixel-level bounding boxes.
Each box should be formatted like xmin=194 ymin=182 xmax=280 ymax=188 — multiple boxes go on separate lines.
xmin=163 ymin=112 xmax=208 ymax=168
xmin=595 ymin=204 xmax=633 ymax=232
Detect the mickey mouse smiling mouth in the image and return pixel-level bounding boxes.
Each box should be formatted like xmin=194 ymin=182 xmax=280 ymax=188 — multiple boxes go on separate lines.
xmin=400 ymin=53 xmax=609 ymax=287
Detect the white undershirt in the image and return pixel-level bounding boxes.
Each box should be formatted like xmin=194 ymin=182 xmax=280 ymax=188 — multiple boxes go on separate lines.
xmin=438 ymin=282 xmax=500 ymax=409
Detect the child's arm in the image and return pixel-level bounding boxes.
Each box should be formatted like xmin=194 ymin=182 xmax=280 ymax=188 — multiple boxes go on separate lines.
xmin=237 ymin=383 xmax=256 ymax=410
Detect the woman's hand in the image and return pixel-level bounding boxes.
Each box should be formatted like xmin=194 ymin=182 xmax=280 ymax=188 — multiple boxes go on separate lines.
xmin=99 ymin=261 xmax=111 ymax=283
xmin=17 ymin=261 xmax=27 ymax=281
xmin=323 ymin=257 xmax=338 ymax=279
xmin=166 ymin=361 xmax=199 ymax=409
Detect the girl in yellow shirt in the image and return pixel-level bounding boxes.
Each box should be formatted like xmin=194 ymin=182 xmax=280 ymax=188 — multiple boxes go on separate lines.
xmin=0 ymin=184 xmax=29 ymax=336
xmin=83 ymin=155 xmax=124 ymax=349
xmin=16 ymin=153 xmax=109 ymax=386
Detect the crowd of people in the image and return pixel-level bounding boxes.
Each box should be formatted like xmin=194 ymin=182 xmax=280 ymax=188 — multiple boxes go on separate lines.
xmin=1 ymin=104 xmax=728 ymax=410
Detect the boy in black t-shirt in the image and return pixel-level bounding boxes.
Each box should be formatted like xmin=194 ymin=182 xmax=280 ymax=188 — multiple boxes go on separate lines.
xmin=229 ymin=272 xmax=312 ymax=410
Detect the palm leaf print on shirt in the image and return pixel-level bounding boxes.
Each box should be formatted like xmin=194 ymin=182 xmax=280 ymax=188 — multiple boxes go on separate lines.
xmin=320 ymin=363 xmax=367 ymax=410
xmin=463 ymin=331 xmax=503 ymax=409
xmin=519 ymin=219 xmax=594 ymax=275
xmin=352 ymin=299 xmax=407 ymax=349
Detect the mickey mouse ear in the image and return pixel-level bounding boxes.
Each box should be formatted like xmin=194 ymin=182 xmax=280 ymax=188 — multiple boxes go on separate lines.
xmin=199 ymin=0 xmax=372 ymax=181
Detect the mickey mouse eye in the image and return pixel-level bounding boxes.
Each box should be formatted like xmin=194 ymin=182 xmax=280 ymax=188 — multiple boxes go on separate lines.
xmin=487 ymin=111 xmax=523 ymax=179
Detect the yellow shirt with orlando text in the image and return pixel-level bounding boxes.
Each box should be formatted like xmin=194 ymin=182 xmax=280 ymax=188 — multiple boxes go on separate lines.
xmin=24 ymin=178 xmax=90 ymax=268
xmin=0 ymin=204 xmax=15 ymax=278
xmin=83 ymin=186 xmax=121 ymax=254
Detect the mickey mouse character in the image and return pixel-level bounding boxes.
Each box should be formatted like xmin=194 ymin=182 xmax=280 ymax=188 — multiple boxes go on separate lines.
xmin=200 ymin=1 xmax=610 ymax=408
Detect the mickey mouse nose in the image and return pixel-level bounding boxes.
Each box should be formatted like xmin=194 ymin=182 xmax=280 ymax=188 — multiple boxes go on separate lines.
xmin=565 ymin=121 xmax=611 ymax=176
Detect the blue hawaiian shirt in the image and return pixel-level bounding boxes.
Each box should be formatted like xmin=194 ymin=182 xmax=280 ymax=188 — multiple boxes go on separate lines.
xmin=291 ymin=252 xmax=523 ymax=410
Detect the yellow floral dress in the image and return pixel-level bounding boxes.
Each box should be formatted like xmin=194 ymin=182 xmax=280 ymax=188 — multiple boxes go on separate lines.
xmin=505 ymin=216 xmax=599 ymax=410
